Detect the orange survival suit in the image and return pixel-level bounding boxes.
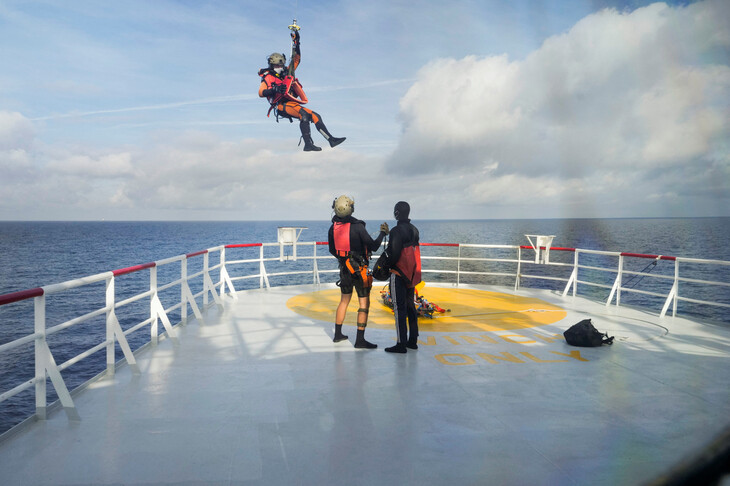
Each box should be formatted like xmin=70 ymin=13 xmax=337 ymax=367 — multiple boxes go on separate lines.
xmin=258 ymin=29 xmax=345 ymax=152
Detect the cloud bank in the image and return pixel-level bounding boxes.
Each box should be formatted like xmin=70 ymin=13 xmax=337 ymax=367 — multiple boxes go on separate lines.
xmin=389 ymin=1 xmax=729 ymax=215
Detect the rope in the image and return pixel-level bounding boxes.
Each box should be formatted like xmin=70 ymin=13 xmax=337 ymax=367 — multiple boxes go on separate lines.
xmin=623 ymin=257 xmax=661 ymax=289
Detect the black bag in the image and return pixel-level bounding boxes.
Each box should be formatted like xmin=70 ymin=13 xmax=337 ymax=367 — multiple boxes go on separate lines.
xmin=563 ymin=319 xmax=614 ymax=347
xmin=372 ymin=250 xmax=391 ymax=281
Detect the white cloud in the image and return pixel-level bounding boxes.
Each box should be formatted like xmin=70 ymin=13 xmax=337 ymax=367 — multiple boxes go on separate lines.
xmin=0 ymin=111 xmax=35 ymax=151
xmin=635 ymin=66 xmax=728 ymax=163
xmin=87 ymin=133 xmax=384 ymax=216
xmin=389 ymin=0 xmax=730 ymax=206
xmin=47 ymin=152 xmax=136 ymax=178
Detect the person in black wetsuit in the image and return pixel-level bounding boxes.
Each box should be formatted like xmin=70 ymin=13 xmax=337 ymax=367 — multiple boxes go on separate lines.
xmin=384 ymin=201 xmax=422 ymax=354
xmin=328 ymin=195 xmax=389 ymax=348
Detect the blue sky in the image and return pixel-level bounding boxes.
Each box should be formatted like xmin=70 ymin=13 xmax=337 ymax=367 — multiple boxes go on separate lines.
xmin=1 ymin=0 xmax=728 ymax=220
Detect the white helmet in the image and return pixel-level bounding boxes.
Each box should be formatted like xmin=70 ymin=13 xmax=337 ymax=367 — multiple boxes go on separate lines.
xmin=267 ymin=52 xmax=286 ymax=66
xmin=332 ymin=195 xmax=354 ymax=218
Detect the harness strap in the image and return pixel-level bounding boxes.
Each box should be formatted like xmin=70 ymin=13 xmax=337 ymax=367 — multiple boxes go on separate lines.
xmin=271 ymin=103 xmax=295 ymax=124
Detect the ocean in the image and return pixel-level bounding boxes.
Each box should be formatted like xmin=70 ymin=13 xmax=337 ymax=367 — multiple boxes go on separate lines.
xmin=1 ymin=218 xmax=729 ymax=433
xmin=2 ymin=218 xmax=729 ymax=294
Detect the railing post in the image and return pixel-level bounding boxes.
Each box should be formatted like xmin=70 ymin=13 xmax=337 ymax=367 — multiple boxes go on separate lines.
xmin=673 ymin=260 xmax=679 ymax=316
xmin=34 ymin=292 xmax=79 ymax=421
xmin=259 ymin=246 xmax=264 ymax=289
xmin=181 ymin=256 xmax=203 ymax=321
xmin=34 ymin=294 xmax=47 ymax=419
xmin=181 ymin=258 xmax=188 ymax=321
xmin=572 ymin=250 xmax=579 ymax=296
xmin=457 ymin=245 xmax=462 ymax=286
xmin=661 ymin=260 xmax=680 ymax=318
xmin=259 ymin=245 xmax=270 ymax=289
xmin=617 ymin=255 xmax=623 ymax=306
xmin=203 ymin=253 xmax=210 ymax=307
xmin=218 ymin=247 xmax=226 ymax=297
xmin=105 ymin=276 xmax=116 ymax=375
xmin=606 ymin=255 xmax=623 ymax=307
xmin=313 ymin=243 xmax=320 ymax=285
xmin=563 ymin=251 xmax=579 ymax=297
xmin=515 ymin=247 xmax=521 ymax=290
xmin=202 ymin=252 xmax=222 ymax=308
xmin=219 ymin=248 xmax=225 ymax=296
xmin=104 ymin=273 xmax=137 ymax=370
xmin=149 ymin=265 xmax=176 ymax=342
xmin=218 ymin=248 xmax=237 ymax=299
xmin=150 ymin=266 xmax=159 ymax=344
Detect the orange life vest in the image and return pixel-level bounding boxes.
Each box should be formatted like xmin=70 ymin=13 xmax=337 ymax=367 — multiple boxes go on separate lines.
xmin=259 ymin=70 xmax=308 ymax=106
xmin=333 ymin=222 xmax=350 ymax=257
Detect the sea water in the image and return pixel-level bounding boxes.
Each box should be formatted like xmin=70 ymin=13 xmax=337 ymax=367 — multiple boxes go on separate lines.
xmin=1 ymin=218 xmax=728 ymax=433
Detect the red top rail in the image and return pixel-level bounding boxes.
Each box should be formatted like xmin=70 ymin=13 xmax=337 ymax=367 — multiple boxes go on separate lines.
xmin=186 ymin=250 xmax=208 ymax=258
xmin=0 ymin=287 xmax=44 ymax=306
xmin=112 ymin=262 xmax=156 ymax=277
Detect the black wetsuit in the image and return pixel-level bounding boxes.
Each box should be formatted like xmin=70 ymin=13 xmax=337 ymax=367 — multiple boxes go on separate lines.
xmin=386 ymin=219 xmax=420 ymax=346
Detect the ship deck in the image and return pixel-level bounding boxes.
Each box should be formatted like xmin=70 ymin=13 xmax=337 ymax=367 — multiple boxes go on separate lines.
xmin=1 ymin=283 xmax=729 ymax=485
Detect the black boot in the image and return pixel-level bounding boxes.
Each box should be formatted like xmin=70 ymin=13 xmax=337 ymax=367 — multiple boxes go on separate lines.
xmin=299 ymin=121 xmax=321 ymax=152
xmin=333 ymin=324 xmax=348 ymax=343
xmin=315 ymin=121 xmax=346 ymax=148
xmin=385 ymin=343 xmax=407 ymax=354
xmin=407 ymin=334 xmax=419 ymax=349
xmin=354 ymin=329 xmax=377 ymax=349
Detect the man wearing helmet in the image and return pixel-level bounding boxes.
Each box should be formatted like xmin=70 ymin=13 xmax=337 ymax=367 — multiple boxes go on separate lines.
xmin=327 ymin=195 xmax=389 ymax=348
xmin=258 ymin=29 xmax=346 ymax=151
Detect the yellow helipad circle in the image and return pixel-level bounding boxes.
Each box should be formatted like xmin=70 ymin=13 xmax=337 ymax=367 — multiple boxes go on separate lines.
xmin=286 ymin=286 xmax=567 ymax=332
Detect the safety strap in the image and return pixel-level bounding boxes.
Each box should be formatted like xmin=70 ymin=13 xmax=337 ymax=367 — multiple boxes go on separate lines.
xmin=268 ymin=104 xmax=294 ymax=123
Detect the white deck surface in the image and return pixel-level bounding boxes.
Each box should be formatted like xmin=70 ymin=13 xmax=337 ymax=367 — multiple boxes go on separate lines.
xmin=1 ymin=283 xmax=729 ymax=485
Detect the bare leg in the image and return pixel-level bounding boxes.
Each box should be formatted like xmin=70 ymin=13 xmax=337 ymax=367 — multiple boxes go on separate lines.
xmin=333 ymin=293 xmax=352 ymax=342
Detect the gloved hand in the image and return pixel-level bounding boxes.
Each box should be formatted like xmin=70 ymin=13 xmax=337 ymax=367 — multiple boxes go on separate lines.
xmin=380 ymin=222 xmax=389 ymax=235
xmin=273 ymin=83 xmax=287 ymax=93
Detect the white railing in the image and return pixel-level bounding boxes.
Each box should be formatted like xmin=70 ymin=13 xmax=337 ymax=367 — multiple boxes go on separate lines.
xmin=0 ymin=247 xmax=231 ymax=426
xmin=0 ymin=239 xmax=728 ymax=432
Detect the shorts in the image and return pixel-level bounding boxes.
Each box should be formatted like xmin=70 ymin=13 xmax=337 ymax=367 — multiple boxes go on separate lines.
xmin=338 ymin=265 xmax=372 ymax=298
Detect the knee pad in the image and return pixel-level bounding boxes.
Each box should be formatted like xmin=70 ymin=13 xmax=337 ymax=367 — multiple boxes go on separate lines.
xmin=300 ymin=111 xmax=312 ymax=123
